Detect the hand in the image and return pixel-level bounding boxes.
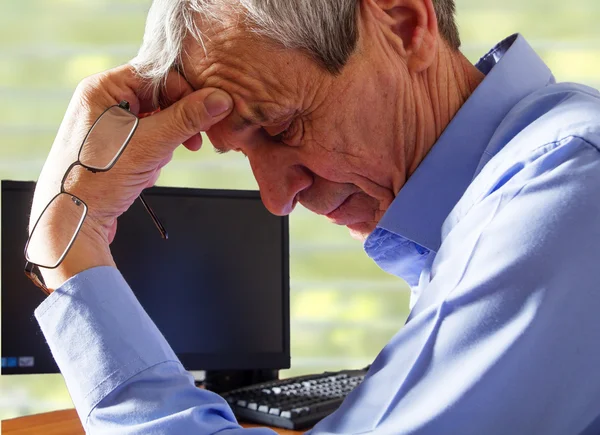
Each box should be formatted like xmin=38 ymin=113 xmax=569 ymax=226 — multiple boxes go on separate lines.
xmin=31 ymin=64 xmax=233 ymax=290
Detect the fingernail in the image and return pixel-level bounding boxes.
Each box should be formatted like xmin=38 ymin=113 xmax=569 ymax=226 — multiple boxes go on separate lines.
xmin=204 ymin=90 xmax=232 ymax=117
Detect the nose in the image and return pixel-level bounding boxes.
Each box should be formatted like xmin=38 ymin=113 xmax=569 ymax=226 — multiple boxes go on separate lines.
xmin=249 ymin=152 xmax=313 ymax=216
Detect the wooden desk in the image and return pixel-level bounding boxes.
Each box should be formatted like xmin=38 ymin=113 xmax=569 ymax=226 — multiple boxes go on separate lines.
xmin=2 ymin=409 xmax=304 ymax=435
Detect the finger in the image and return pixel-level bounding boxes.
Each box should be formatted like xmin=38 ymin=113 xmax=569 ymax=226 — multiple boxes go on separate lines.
xmin=146 ymin=168 xmax=162 ymax=189
xmin=183 ymin=134 xmax=203 ymax=151
xmin=107 ymin=219 xmax=118 ymax=244
xmin=136 ymin=87 xmax=233 ymax=153
xmin=143 ymin=151 xmax=171 ymax=189
xmin=158 ymin=151 xmax=174 ymax=170
xmin=136 ymin=70 xmax=195 ymax=115
xmin=157 ymin=71 xmax=195 ymax=109
xmin=113 ymin=65 xmax=193 ymax=115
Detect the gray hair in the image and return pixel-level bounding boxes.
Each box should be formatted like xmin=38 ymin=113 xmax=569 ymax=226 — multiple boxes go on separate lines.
xmin=132 ymin=0 xmax=460 ymax=101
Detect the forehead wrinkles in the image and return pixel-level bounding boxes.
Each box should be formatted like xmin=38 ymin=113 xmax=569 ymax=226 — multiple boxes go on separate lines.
xmin=182 ymin=30 xmax=299 ymax=116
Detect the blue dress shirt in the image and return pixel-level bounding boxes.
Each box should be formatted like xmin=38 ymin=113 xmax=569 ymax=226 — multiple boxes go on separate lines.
xmin=35 ymin=34 xmax=600 ymax=434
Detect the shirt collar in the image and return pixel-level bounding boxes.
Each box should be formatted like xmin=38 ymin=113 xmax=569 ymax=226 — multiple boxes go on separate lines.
xmin=374 ymin=34 xmax=554 ymax=253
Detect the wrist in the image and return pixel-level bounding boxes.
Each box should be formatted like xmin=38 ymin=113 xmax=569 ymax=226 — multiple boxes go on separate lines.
xmin=39 ymin=220 xmax=115 ymax=291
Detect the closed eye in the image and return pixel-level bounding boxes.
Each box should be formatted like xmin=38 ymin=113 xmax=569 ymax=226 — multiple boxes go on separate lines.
xmin=263 ymin=119 xmax=300 ymax=144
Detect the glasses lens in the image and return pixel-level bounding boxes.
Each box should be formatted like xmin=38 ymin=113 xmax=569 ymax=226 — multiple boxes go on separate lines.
xmin=25 ymin=193 xmax=87 ymax=268
xmin=79 ymin=106 xmax=137 ymax=171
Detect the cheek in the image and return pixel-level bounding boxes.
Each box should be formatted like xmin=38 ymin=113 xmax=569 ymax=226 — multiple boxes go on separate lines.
xmin=299 ymin=125 xmax=363 ymax=184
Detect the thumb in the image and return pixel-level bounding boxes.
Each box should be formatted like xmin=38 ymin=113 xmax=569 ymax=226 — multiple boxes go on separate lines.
xmin=137 ymin=87 xmax=233 ymax=151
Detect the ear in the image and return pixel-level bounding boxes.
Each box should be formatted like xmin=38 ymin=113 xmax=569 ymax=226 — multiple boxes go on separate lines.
xmin=363 ymin=0 xmax=439 ymax=72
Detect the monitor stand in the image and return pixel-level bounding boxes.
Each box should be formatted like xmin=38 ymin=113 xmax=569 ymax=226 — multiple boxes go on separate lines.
xmin=201 ymin=369 xmax=279 ymax=393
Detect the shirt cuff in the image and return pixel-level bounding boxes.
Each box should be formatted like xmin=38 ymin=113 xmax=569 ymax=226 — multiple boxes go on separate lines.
xmin=34 ymin=266 xmax=180 ymax=422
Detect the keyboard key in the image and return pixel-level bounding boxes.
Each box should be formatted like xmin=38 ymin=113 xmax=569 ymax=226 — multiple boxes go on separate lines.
xmin=315 ymin=399 xmax=342 ymax=413
xmin=291 ymin=408 xmax=306 ymax=417
xmin=223 ymin=368 xmax=367 ymax=430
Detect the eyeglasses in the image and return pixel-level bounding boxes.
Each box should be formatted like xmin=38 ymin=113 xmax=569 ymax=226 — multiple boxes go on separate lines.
xmin=24 ymin=101 xmax=167 ymax=295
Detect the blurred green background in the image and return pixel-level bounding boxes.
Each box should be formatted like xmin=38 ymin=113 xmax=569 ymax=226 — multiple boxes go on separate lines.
xmin=1 ymin=0 xmax=598 ymax=421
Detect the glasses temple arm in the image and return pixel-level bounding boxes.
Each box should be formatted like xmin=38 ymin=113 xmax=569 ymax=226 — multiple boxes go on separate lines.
xmin=24 ymin=262 xmax=51 ymax=296
xmin=139 ymin=193 xmax=168 ymax=239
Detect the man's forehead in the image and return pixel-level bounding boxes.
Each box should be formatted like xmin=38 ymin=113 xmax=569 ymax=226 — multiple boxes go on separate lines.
xmin=182 ymin=38 xmax=250 ymax=83
xmin=180 ymin=23 xmax=280 ymax=84
xmin=180 ymin=31 xmax=307 ymax=124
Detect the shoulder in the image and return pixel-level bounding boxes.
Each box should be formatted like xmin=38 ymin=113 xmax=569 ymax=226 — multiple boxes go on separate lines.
xmin=491 ymin=82 xmax=600 ymax=157
xmin=479 ymin=83 xmax=600 ymax=194
xmin=449 ymin=83 xmax=600 ymax=230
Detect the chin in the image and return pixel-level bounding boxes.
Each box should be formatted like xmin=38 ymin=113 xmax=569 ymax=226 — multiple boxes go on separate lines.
xmin=347 ymin=222 xmax=375 ymax=241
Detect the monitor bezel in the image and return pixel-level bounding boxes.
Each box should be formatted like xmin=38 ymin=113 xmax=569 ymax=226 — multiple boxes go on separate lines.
xmin=1 ymin=180 xmax=291 ymax=374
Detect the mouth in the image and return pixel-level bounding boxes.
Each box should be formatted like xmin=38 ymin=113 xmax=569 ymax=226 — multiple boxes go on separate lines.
xmin=325 ymin=193 xmax=362 ymax=226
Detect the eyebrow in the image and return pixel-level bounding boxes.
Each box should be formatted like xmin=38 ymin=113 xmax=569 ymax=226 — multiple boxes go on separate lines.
xmin=232 ymin=105 xmax=269 ymax=130
xmin=249 ymin=105 xmax=269 ymax=123
xmin=213 ymin=104 xmax=274 ymax=155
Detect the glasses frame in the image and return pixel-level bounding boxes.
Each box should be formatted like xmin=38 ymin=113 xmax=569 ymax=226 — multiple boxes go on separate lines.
xmin=24 ymin=101 xmax=167 ymax=295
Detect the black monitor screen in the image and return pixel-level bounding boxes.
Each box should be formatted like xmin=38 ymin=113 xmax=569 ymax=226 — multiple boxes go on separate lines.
xmin=2 ymin=181 xmax=289 ymax=374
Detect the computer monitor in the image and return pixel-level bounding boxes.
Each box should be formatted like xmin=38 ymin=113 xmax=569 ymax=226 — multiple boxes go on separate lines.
xmin=2 ymin=180 xmax=290 ymax=381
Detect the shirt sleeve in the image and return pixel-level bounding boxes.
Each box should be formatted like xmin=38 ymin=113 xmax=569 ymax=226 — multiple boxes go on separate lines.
xmin=34 ymin=266 xmax=276 ymax=434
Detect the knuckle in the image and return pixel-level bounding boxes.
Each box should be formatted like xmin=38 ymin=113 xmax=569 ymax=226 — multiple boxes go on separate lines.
xmin=74 ymin=73 xmax=107 ymax=102
xmin=119 ymin=63 xmax=137 ymax=77
xmin=177 ymin=102 xmax=206 ymax=135
xmin=76 ymin=75 xmax=98 ymax=93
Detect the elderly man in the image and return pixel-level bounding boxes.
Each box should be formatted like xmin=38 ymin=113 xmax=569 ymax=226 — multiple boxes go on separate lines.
xmin=27 ymin=0 xmax=600 ymax=433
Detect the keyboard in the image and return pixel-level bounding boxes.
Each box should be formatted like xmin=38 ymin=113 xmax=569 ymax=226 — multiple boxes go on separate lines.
xmin=220 ymin=368 xmax=367 ymax=430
